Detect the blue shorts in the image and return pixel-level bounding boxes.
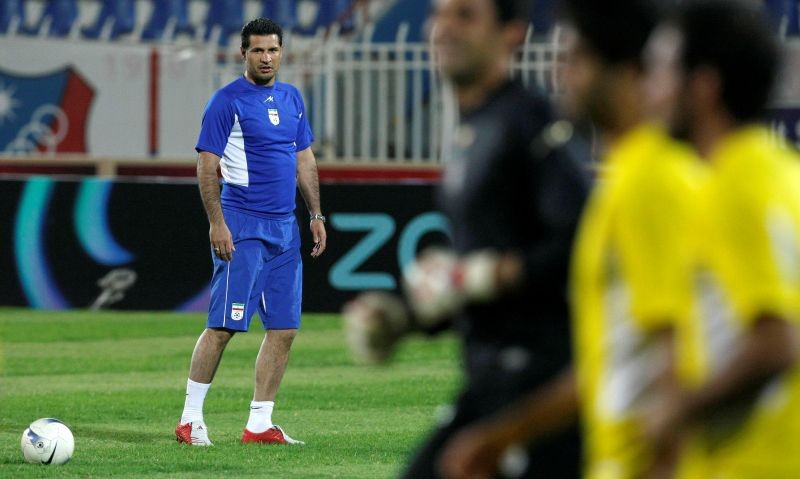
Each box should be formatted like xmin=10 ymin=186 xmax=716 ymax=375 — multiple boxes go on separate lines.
xmin=207 ymin=209 xmax=302 ymax=332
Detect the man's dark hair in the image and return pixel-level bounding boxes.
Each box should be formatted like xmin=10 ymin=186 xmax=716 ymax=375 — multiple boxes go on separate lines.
xmin=241 ymin=17 xmax=283 ymax=49
xmin=559 ymin=0 xmax=664 ymax=67
xmin=674 ymin=0 xmax=780 ymax=123
xmin=492 ymin=0 xmax=532 ymax=24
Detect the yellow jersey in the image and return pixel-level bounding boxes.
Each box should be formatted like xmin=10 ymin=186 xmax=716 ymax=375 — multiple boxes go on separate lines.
xmin=693 ymin=126 xmax=800 ymax=478
xmin=571 ymin=124 xmax=705 ymax=479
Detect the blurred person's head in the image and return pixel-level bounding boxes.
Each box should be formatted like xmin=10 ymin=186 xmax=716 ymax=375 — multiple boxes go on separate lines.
xmin=430 ymin=0 xmax=529 ymax=90
xmin=241 ymin=18 xmax=284 ymax=86
xmin=646 ymin=0 xmax=780 ymax=152
xmin=558 ymin=0 xmax=663 ymax=137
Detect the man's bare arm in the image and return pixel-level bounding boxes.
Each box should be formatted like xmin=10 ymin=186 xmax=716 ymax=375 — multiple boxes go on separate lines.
xmin=438 ymin=368 xmax=578 ymax=479
xmin=647 ymin=313 xmax=798 ymax=469
xmin=680 ymin=314 xmax=797 ymax=424
xmin=197 ymin=151 xmax=234 ymax=261
xmin=296 ymin=147 xmax=321 ymax=215
xmin=296 ymin=147 xmax=326 ymax=257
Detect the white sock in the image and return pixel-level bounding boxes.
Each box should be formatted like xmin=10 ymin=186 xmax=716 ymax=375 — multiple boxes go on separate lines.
xmin=245 ymin=400 xmax=274 ymax=433
xmin=181 ymin=379 xmax=211 ymax=424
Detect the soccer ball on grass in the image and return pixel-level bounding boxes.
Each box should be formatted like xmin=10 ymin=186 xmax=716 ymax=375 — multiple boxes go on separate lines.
xmin=20 ymin=418 xmax=74 ymax=465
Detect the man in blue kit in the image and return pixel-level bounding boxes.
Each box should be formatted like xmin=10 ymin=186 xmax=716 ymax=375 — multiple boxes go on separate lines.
xmin=175 ymin=17 xmax=326 ymax=446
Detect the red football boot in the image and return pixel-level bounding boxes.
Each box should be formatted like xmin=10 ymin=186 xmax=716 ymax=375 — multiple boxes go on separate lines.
xmin=241 ymin=425 xmax=304 ymax=445
xmin=175 ymin=421 xmax=213 ymax=446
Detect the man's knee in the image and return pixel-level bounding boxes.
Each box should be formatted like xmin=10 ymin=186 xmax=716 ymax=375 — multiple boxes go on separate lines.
xmin=267 ymin=328 xmax=298 ymax=349
xmin=205 ymin=327 xmax=235 ymax=347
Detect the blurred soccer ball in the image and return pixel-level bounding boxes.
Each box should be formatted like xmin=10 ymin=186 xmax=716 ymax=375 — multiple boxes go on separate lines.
xmin=344 ymin=291 xmax=410 ymax=364
xmin=21 ymin=418 xmax=74 ymax=465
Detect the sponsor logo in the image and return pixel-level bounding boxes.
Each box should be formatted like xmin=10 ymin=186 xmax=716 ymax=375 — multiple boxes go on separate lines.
xmin=231 ymin=302 xmax=245 ymax=320
xmin=43 ymin=444 xmax=58 ymax=465
xmin=268 ymin=108 xmax=280 ymax=126
xmin=0 ymin=67 xmax=95 ymax=154
xmin=264 ymin=96 xmax=274 ymax=103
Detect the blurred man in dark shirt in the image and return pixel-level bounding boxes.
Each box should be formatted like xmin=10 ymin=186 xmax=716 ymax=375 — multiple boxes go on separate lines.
xmin=344 ymin=0 xmax=589 ymax=477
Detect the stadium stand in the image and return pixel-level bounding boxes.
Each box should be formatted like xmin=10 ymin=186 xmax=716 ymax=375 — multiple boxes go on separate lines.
xmin=81 ymin=0 xmax=136 ymax=40
xmin=261 ymin=0 xmax=299 ymax=32
xmin=23 ymin=0 xmax=79 ymax=38
xmin=370 ymin=0 xmax=428 ymax=42
xmin=531 ymin=0 xmax=555 ymax=35
xmin=2 ymin=1 xmax=397 ymax=43
xmin=298 ymin=0 xmax=353 ymax=34
xmin=0 ymin=0 xmax=794 ymax=172
xmin=202 ymin=0 xmax=244 ymax=45
xmin=766 ymin=0 xmax=800 ymax=36
xmin=2 ymin=1 xmax=794 ymax=44
xmin=141 ymin=0 xmax=195 ymax=41
xmin=0 ymin=0 xmax=26 ymax=34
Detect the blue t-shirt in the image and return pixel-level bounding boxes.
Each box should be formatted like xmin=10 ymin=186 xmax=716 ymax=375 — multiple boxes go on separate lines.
xmin=196 ymin=77 xmax=314 ymax=218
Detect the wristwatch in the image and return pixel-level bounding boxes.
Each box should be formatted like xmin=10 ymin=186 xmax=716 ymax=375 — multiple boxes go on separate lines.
xmin=310 ymin=213 xmax=326 ymax=223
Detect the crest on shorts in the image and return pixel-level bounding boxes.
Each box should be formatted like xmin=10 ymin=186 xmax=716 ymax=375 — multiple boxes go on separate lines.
xmin=268 ymin=108 xmax=280 ymax=126
xmin=231 ymin=302 xmax=245 ymax=320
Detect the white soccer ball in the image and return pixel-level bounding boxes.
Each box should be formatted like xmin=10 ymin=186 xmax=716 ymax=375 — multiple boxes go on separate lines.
xmin=20 ymin=418 xmax=74 ymax=465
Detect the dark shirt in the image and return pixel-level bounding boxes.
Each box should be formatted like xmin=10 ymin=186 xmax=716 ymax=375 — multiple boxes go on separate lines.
xmin=438 ymin=80 xmax=590 ymax=378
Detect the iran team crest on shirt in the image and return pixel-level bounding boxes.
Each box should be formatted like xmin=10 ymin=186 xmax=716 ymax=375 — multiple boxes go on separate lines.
xmin=268 ymin=108 xmax=280 ymax=125
xmin=231 ymin=303 xmax=245 ymax=320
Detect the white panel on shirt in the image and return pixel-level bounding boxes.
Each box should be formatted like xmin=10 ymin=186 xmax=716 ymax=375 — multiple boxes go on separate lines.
xmin=598 ymin=256 xmax=667 ymax=421
xmin=220 ymin=114 xmax=249 ymax=187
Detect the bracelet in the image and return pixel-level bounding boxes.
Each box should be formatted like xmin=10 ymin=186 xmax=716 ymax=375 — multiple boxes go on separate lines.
xmin=310 ymin=213 xmax=326 ymax=223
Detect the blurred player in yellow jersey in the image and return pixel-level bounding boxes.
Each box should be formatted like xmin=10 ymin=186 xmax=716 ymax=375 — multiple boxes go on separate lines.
xmin=438 ymin=1 xmax=708 ymax=478
xmin=644 ymin=1 xmax=800 ymax=477
xmin=559 ymin=1 xmax=705 ymax=477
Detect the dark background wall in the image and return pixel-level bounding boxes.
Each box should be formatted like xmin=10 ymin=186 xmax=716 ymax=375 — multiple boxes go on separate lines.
xmin=0 ymin=178 xmax=449 ymax=313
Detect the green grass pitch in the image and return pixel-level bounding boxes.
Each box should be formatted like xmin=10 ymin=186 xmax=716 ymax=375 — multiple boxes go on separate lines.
xmin=0 ymin=309 xmax=461 ymax=478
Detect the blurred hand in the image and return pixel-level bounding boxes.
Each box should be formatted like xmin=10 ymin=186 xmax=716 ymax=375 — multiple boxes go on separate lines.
xmin=403 ymin=249 xmax=461 ymax=324
xmin=403 ymin=249 xmax=501 ymax=326
xmin=438 ymin=422 xmax=509 ymax=479
xmin=343 ymin=292 xmax=410 ymax=364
